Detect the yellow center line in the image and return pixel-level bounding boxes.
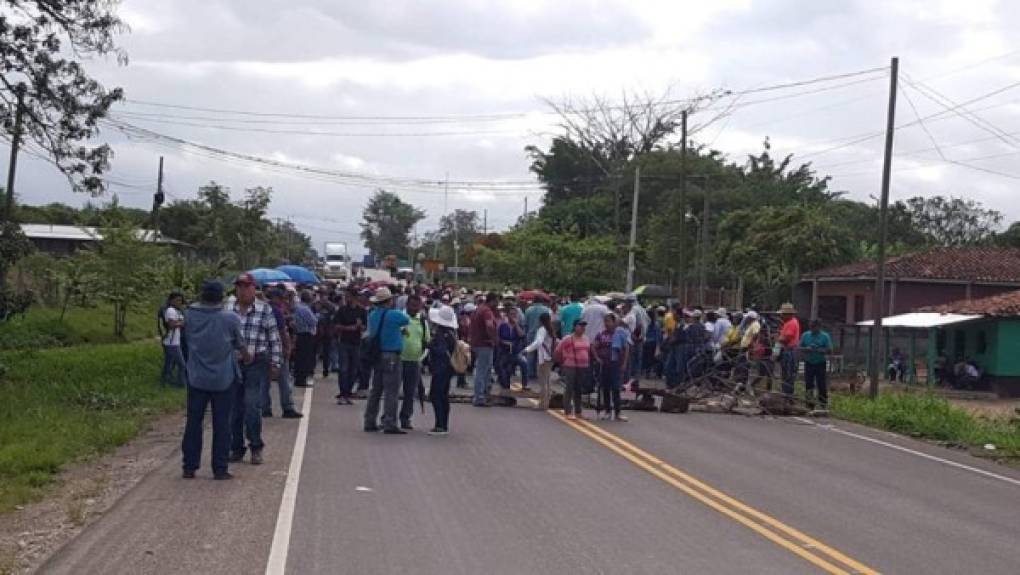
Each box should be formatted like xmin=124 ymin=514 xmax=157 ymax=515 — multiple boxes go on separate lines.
xmin=546 ymin=410 xmax=879 ymax=575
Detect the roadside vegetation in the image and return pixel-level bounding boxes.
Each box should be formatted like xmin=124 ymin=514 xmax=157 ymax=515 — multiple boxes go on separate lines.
xmin=0 ymin=340 xmax=182 ymax=513
xmin=831 ymin=391 xmax=1020 ymax=457
xmin=0 ymin=304 xmax=155 ymax=351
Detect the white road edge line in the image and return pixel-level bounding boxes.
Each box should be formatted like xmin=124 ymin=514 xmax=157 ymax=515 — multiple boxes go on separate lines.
xmin=792 ymin=417 xmax=1020 ymax=488
xmin=265 ymin=385 xmax=314 ymax=575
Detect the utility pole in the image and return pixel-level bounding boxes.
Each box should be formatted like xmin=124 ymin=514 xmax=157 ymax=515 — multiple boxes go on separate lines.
xmin=869 ymin=56 xmax=899 ymax=400
xmin=483 ymin=209 xmax=487 ymax=236
xmin=4 ymin=84 xmax=26 ymax=223
xmin=523 ymin=196 xmax=528 ymax=220
xmin=151 ymin=156 xmax=164 ymax=241
xmin=699 ymin=177 xmax=710 ymax=304
xmin=625 ymin=166 xmax=641 ymax=292
xmin=678 ymin=109 xmax=688 ymax=302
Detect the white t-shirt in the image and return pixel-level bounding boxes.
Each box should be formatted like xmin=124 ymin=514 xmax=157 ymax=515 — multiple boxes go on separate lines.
xmin=163 ymin=307 xmax=183 ymax=346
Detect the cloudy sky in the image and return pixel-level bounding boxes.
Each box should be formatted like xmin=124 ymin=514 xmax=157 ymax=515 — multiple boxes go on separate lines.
xmin=11 ymin=0 xmax=1020 ymax=256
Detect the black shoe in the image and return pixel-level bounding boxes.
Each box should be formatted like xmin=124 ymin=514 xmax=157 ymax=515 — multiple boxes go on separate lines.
xmin=262 ymin=410 xmax=273 ymax=418
xmin=229 ymin=452 xmax=244 ymax=463
xmin=293 ymin=382 xmax=311 ymax=388
xmin=250 ymin=450 xmax=263 ymax=465
xmin=473 ymin=402 xmax=490 ymax=408
xmin=428 ymin=428 xmax=449 ymax=436
xmin=400 ymin=422 xmax=413 ymax=430
xmin=282 ymin=410 xmax=303 ymax=419
xmin=182 ymin=469 xmax=196 ymax=479
xmin=364 ymin=425 xmax=381 ymax=432
xmin=383 ymin=428 xmax=407 ymax=435
xmin=213 ymin=472 xmax=234 ymax=481
xmin=335 ymin=393 xmax=343 ymax=399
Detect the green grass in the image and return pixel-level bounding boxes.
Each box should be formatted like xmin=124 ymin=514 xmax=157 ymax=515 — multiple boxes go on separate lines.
xmin=0 ymin=341 xmax=183 ymax=513
xmin=0 ymin=305 xmax=157 ymax=351
xmin=831 ymin=392 xmax=1020 ymax=456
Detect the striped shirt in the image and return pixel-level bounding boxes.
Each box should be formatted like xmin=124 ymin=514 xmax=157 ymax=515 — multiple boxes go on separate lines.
xmin=230 ymin=299 xmax=282 ymax=368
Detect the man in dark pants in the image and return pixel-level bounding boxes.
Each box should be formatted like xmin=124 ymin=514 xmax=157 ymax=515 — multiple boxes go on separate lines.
xmin=229 ymin=273 xmax=282 ymax=466
xmin=399 ymin=294 xmax=429 ymax=430
xmin=799 ymin=319 xmax=832 ymax=409
xmin=363 ymin=287 xmax=410 ymax=434
xmin=181 ymin=280 xmax=248 ymax=480
xmin=333 ymin=286 xmax=367 ymax=405
xmin=292 ymin=290 xmax=318 ymax=388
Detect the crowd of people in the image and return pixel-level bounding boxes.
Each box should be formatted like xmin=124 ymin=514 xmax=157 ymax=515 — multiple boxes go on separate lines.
xmin=161 ymin=275 xmax=839 ymax=479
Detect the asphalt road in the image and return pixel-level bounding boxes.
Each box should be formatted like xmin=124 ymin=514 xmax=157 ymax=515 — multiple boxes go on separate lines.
xmin=41 ymin=376 xmax=1020 ymax=574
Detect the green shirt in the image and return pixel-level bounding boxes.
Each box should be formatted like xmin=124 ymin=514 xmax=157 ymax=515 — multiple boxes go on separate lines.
xmin=401 ymin=313 xmax=430 ymax=362
xmin=800 ymin=330 xmax=832 ymax=365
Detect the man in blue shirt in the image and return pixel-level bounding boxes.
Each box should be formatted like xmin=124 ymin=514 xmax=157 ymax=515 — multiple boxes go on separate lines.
xmin=799 ymin=319 xmax=833 ymax=409
xmin=292 ymin=290 xmax=318 ymax=389
xmin=363 ymin=287 xmax=411 ymax=434
xmin=182 ymin=280 xmax=249 ymax=480
xmin=557 ymin=293 xmax=584 ymax=336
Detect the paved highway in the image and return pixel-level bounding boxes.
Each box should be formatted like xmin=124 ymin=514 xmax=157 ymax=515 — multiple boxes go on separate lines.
xmin=42 ymin=376 xmax=1020 ymax=574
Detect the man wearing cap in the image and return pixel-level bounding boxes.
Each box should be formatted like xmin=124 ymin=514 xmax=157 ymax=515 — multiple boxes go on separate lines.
xmin=182 ymin=280 xmax=249 ymax=480
xmin=292 ymin=290 xmax=319 ymax=389
xmin=228 ymin=273 xmax=282 ymax=465
xmin=333 ymin=287 xmax=367 ymax=405
xmin=161 ymin=291 xmax=187 ymax=387
xmin=777 ymin=303 xmax=802 ymax=398
xmin=363 ymin=287 xmax=411 ymax=434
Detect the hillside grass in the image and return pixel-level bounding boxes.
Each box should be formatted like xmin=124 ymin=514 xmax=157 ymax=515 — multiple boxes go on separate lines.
xmin=0 ymin=341 xmax=183 ymax=513
xmin=831 ymin=391 xmax=1020 ymax=456
xmin=0 ymin=305 xmax=157 ymax=351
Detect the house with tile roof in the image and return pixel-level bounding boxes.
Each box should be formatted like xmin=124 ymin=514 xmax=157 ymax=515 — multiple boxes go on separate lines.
xmin=794 ymin=246 xmax=1020 ymax=325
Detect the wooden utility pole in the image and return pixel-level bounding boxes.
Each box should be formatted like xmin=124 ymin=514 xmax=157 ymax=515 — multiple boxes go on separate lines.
xmin=869 ymin=57 xmax=899 ymax=400
xmin=483 ymin=209 xmax=487 ymax=235
xmin=678 ymin=109 xmax=688 ymax=302
xmin=625 ymin=166 xmax=641 ymax=292
xmin=4 ymin=85 xmax=26 ymax=223
xmin=699 ymin=179 xmax=710 ymax=305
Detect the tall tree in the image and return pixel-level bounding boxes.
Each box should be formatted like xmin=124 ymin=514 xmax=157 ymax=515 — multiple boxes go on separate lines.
xmin=360 ymin=190 xmax=425 ymax=258
xmin=1 ymin=0 xmax=126 ymax=201
xmin=899 ymin=195 xmax=1002 ymax=246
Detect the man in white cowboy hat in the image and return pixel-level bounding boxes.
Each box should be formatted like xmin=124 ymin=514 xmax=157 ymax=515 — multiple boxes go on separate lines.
xmin=776 ymin=302 xmax=801 ymax=398
xmin=363 ymin=287 xmax=411 ymax=434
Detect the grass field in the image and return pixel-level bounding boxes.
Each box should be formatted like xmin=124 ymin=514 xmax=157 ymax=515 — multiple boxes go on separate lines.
xmin=831 ymin=391 xmax=1020 ymax=456
xmin=0 ymin=305 xmax=157 ymax=351
xmin=0 ymin=342 xmax=183 ymax=513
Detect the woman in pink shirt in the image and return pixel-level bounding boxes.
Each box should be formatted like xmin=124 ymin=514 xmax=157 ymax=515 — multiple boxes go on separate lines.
xmin=554 ymin=319 xmax=591 ymax=420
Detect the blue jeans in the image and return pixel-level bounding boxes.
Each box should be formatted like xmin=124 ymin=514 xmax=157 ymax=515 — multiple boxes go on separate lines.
xmin=781 ymin=349 xmax=797 ymax=397
xmin=337 ymin=342 xmax=361 ymax=397
xmin=262 ymin=358 xmax=294 ymax=413
xmin=162 ymin=344 xmax=187 ymax=387
xmin=472 ymin=347 xmax=494 ymax=405
xmin=231 ymin=356 xmax=268 ymax=455
xmin=182 ymin=384 xmax=233 ymax=475
xmin=600 ymin=359 xmax=622 ymax=414
xmin=629 ymin=343 xmax=643 ymax=379
xmin=663 ymin=346 xmax=680 ymax=388
xmin=364 ymin=353 xmax=401 ymax=430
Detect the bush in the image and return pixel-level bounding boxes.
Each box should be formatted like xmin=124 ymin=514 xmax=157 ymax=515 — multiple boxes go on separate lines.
xmin=0 ymin=341 xmax=183 ymax=512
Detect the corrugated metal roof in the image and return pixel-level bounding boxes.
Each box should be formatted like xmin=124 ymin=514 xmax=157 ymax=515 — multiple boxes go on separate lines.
xmin=19 ymin=224 xmax=189 ymax=246
xmin=856 ymin=312 xmax=981 ymax=328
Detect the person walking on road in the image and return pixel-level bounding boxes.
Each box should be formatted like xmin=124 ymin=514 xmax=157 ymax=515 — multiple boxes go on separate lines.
xmin=469 ymin=292 xmax=499 ymax=407
xmin=333 ymin=286 xmax=366 ymax=405
xmin=427 ymin=305 xmax=458 ymax=435
xmin=399 ymin=294 xmax=429 ymax=430
xmin=525 ymin=312 xmax=557 ymax=410
xmin=363 ymin=287 xmax=411 ymax=434
xmin=555 ymin=319 xmax=591 ymax=420
xmin=182 ymin=280 xmax=249 ymax=480
xmin=161 ymin=291 xmax=187 ymax=387
xmin=777 ymin=303 xmax=801 ymax=398
xmin=292 ymin=290 xmax=318 ymax=389
xmin=799 ymin=319 xmax=832 ymax=409
xmin=592 ymin=313 xmax=630 ymax=421
xmin=228 ymin=273 xmax=282 ymax=466
xmin=264 ymin=288 xmax=301 ymax=418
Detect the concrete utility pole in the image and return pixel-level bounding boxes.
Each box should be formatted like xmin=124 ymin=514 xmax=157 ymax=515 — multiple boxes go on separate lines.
xmin=151 ymin=156 xmax=164 ymax=241
xmin=678 ymin=109 xmax=688 ymax=302
xmin=523 ymin=196 xmax=528 ymax=221
xmin=4 ymin=84 xmax=26 ymax=223
xmin=626 ymin=166 xmax=641 ymax=293
xmin=699 ymin=178 xmax=710 ymax=304
xmin=869 ymin=56 xmax=899 ymax=400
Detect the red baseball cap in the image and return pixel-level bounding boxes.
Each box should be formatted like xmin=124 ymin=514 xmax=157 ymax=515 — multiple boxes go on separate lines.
xmin=234 ymin=272 xmax=257 ymax=286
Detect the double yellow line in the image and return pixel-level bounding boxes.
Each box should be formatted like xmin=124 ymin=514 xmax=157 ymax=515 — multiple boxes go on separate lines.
xmin=548 ymin=411 xmax=879 ymax=575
